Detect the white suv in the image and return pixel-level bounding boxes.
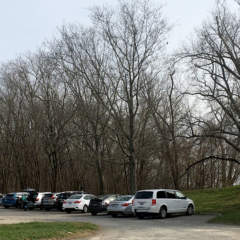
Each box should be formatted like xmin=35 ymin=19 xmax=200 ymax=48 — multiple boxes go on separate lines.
xmin=133 ymin=189 xmax=194 ymax=219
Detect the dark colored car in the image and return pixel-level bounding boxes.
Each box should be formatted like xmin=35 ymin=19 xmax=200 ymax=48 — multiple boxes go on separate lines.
xmin=55 ymin=191 xmax=84 ymax=211
xmin=89 ymin=194 xmax=119 ymax=216
xmin=0 ymin=193 xmax=4 ymax=205
xmin=2 ymin=192 xmax=29 ymax=208
xmin=23 ymin=189 xmax=38 ymax=200
xmin=41 ymin=192 xmax=61 ymax=210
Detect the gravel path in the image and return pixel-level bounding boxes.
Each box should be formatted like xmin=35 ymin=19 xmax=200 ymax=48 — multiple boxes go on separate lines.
xmin=0 ymin=207 xmax=239 ymax=240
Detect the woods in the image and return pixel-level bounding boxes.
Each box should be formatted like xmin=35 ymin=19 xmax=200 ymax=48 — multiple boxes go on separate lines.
xmin=0 ymin=0 xmax=240 ymax=194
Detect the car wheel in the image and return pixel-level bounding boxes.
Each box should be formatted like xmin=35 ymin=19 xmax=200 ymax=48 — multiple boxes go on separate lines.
xmin=136 ymin=213 xmax=144 ymax=219
xmin=186 ymin=205 xmax=194 ymax=216
xmin=159 ymin=206 xmax=167 ymax=219
xmin=4 ymin=206 xmax=9 ymax=209
xmin=66 ymin=209 xmax=72 ymax=214
xmin=91 ymin=212 xmax=97 ymax=216
xmin=83 ymin=205 xmax=88 ymax=213
xmin=111 ymin=213 xmax=117 ymax=218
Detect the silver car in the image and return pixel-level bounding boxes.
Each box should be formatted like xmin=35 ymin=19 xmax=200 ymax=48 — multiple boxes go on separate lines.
xmin=107 ymin=195 xmax=134 ymax=217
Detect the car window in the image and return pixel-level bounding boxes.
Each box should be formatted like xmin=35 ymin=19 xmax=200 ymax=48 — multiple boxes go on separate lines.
xmin=157 ymin=191 xmax=166 ymax=199
xmin=166 ymin=191 xmax=176 ymax=199
xmin=69 ymin=194 xmax=82 ymax=199
xmin=115 ymin=196 xmax=133 ymax=201
xmin=99 ymin=195 xmax=112 ymax=200
xmin=44 ymin=193 xmax=53 ymax=198
xmin=105 ymin=196 xmax=114 ymax=202
xmin=6 ymin=194 xmax=14 ymax=198
xmin=84 ymin=195 xmax=91 ymax=200
xmin=135 ymin=191 xmax=153 ymax=199
xmin=175 ymin=191 xmax=185 ymax=199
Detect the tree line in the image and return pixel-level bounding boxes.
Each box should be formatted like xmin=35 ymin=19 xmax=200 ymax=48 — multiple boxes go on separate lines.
xmin=0 ymin=0 xmax=240 ymax=194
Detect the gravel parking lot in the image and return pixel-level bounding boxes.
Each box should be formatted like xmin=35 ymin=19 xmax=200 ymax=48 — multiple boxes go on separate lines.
xmin=0 ymin=206 xmax=239 ymax=240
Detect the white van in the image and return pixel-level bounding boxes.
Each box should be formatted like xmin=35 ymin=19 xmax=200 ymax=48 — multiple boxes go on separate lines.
xmin=133 ymin=189 xmax=194 ymax=219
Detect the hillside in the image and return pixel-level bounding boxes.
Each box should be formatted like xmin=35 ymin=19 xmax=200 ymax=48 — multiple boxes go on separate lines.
xmin=185 ymin=185 xmax=240 ymax=225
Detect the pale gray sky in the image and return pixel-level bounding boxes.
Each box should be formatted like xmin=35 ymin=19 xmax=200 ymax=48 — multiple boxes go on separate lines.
xmin=0 ymin=0 xmax=237 ymax=64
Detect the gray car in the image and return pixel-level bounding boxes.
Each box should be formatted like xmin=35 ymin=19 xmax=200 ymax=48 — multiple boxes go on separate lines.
xmin=107 ymin=195 xmax=134 ymax=217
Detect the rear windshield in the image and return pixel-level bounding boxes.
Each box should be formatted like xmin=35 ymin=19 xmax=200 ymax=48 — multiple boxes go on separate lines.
xmin=44 ymin=194 xmax=53 ymax=198
xmin=6 ymin=194 xmax=14 ymax=198
xmin=115 ymin=196 xmax=132 ymax=201
xmin=135 ymin=191 xmax=153 ymax=199
xmin=69 ymin=194 xmax=82 ymax=199
xmin=97 ymin=194 xmax=112 ymax=200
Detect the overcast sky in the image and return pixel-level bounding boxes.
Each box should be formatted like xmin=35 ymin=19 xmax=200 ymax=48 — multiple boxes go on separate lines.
xmin=0 ymin=0 xmax=237 ymax=64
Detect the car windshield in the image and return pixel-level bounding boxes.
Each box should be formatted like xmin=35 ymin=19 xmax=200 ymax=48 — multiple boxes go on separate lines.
xmin=69 ymin=194 xmax=82 ymax=199
xmin=115 ymin=196 xmax=132 ymax=201
xmin=44 ymin=193 xmax=53 ymax=198
xmin=6 ymin=194 xmax=14 ymax=198
xmin=97 ymin=194 xmax=112 ymax=200
xmin=135 ymin=191 xmax=153 ymax=199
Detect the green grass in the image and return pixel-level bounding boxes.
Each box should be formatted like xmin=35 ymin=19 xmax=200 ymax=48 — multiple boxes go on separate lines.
xmin=184 ymin=185 xmax=240 ymax=225
xmin=0 ymin=222 xmax=98 ymax=240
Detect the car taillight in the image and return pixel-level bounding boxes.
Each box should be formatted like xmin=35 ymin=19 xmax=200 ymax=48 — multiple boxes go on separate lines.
xmin=74 ymin=201 xmax=81 ymax=204
xmin=63 ymin=200 xmax=67 ymax=204
xmin=36 ymin=198 xmax=39 ymax=201
xmin=122 ymin=203 xmax=130 ymax=207
xmin=51 ymin=196 xmax=55 ymax=199
xmin=132 ymin=199 xmax=134 ymax=205
xmin=152 ymin=199 xmax=156 ymax=205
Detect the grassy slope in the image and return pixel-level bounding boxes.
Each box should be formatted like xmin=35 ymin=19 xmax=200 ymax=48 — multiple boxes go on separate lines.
xmin=0 ymin=222 xmax=98 ymax=240
xmin=184 ymin=185 xmax=240 ymax=225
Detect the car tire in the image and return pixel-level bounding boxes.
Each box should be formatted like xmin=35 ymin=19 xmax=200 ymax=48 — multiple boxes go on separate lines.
xmin=159 ymin=206 xmax=167 ymax=219
xmin=136 ymin=213 xmax=144 ymax=219
xmin=4 ymin=206 xmax=9 ymax=209
xmin=186 ymin=205 xmax=194 ymax=216
xmin=66 ymin=209 xmax=72 ymax=214
xmin=111 ymin=213 xmax=117 ymax=218
xmin=91 ymin=212 xmax=97 ymax=216
xmin=83 ymin=205 xmax=88 ymax=213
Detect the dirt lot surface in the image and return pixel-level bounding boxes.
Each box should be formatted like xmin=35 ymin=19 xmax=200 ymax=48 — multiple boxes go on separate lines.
xmin=0 ymin=206 xmax=239 ymax=240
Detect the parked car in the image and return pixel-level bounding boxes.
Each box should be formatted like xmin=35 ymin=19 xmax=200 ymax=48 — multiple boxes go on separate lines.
xmin=89 ymin=194 xmax=119 ymax=216
xmin=63 ymin=193 xmax=96 ymax=213
xmin=34 ymin=192 xmax=51 ymax=208
xmin=41 ymin=192 xmax=61 ymax=210
xmin=0 ymin=193 xmax=4 ymax=205
xmin=133 ymin=189 xmax=195 ymax=219
xmin=56 ymin=191 xmax=84 ymax=211
xmin=22 ymin=188 xmax=38 ymax=202
xmin=107 ymin=195 xmax=134 ymax=217
xmin=2 ymin=192 xmax=29 ymax=208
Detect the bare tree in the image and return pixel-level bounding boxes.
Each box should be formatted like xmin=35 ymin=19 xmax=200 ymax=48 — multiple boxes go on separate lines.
xmin=58 ymin=0 xmax=169 ymax=193
xmin=180 ymin=2 xmax=240 ymax=182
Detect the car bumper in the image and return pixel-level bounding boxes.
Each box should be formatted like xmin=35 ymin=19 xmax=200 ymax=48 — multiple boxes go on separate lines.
xmin=108 ymin=206 xmax=133 ymax=215
xmin=89 ymin=205 xmax=107 ymax=213
xmin=63 ymin=204 xmax=83 ymax=210
xmin=133 ymin=206 xmax=158 ymax=214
